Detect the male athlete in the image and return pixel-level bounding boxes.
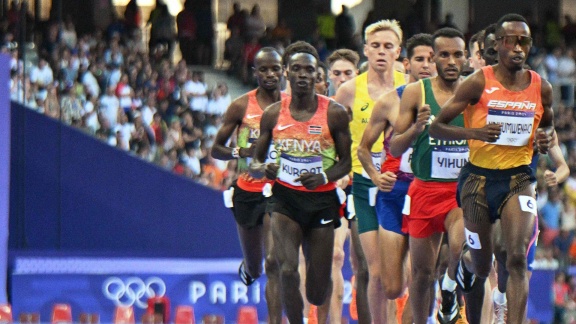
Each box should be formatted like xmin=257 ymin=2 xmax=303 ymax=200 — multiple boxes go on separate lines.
xmin=358 ymin=33 xmax=435 ymax=324
xmin=250 ymin=42 xmax=352 ymax=324
xmin=429 ymin=14 xmax=555 ymax=324
xmin=334 ymin=20 xmax=407 ymax=323
xmin=468 ymin=31 xmax=486 ymax=71
xmin=211 ymin=47 xmax=285 ymax=323
xmin=390 ymin=28 xmax=468 ymax=324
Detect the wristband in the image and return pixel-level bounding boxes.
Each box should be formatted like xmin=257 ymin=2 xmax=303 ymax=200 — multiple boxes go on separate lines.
xmin=321 ymin=172 xmax=329 ymax=185
xmin=231 ymin=147 xmax=240 ymax=159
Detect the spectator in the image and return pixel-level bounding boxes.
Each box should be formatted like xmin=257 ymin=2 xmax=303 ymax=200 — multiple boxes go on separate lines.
xmin=123 ymin=0 xmax=142 ymax=36
xmin=116 ymin=73 xmax=134 ymax=116
xmin=59 ymin=83 xmax=83 ymax=125
xmin=541 ymin=187 xmax=565 ymax=246
xmin=43 ymin=82 xmax=61 ymax=120
xmin=114 ymin=111 xmax=135 ymax=151
xmin=163 ymin=116 xmax=185 ymax=152
xmin=335 ymin=5 xmax=355 ymax=49
xmin=181 ymin=110 xmax=202 ymax=151
xmin=554 ymin=272 xmax=571 ymax=323
xmin=206 ymin=82 xmax=231 ymax=116
xmin=316 ymin=4 xmax=335 ymax=49
xmin=99 ymin=85 xmax=121 ymax=128
xmin=271 ymin=18 xmax=292 ymax=48
xmin=194 ymin=2 xmax=214 ymax=66
xmin=241 ymin=36 xmax=261 ymax=84
xmin=226 ymin=2 xmax=245 ymax=37
xmin=83 ymin=94 xmax=100 ymax=134
xmin=60 ymin=18 xmax=77 ymax=50
xmin=557 ymin=47 xmax=576 ymax=108
xmin=244 ymin=4 xmax=266 ymax=41
xmin=562 ymin=15 xmax=576 ymax=47
xmin=176 ymin=0 xmax=197 ymax=65
xmin=184 ymin=70 xmax=208 ymax=113
xmin=29 ymin=57 xmax=54 ymax=96
xmin=224 ymin=26 xmax=244 ymax=76
xmin=148 ymin=2 xmax=176 ymax=61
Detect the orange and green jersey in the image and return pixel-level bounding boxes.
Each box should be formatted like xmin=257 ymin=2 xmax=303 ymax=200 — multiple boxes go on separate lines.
xmin=465 ymin=66 xmax=543 ymax=169
xmin=350 ymin=70 xmax=406 ymax=177
xmin=273 ymin=95 xmax=337 ymax=192
xmin=237 ymin=90 xmax=287 ymax=192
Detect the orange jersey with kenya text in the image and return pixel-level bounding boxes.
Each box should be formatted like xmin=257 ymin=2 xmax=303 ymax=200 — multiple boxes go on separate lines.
xmin=464 ymin=66 xmax=543 ymax=169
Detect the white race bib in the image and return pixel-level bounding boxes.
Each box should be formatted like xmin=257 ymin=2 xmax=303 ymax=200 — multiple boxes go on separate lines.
xmin=486 ymin=109 xmax=534 ymax=146
xmin=278 ymin=153 xmax=323 ymax=186
xmin=431 ymin=146 xmax=469 ymax=180
xmin=362 ymin=152 xmax=383 ymax=178
xmin=399 ymin=148 xmax=413 ymax=173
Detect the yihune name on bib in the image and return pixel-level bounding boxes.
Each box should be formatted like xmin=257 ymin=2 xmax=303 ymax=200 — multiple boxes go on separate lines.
xmin=431 ymin=146 xmax=469 ymax=179
xmin=279 ymin=153 xmax=324 ymax=186
xmin=486 ymin=109 xmax=534 ymax=146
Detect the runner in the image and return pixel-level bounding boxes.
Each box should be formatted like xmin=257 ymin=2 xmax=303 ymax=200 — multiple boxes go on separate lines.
xmin=211 ymin=47 xmax=285 ymax=323
xmin=334 ymin=20 xmax=407 ymax=323
xmin=389 ymin=27 xmax=468 ymax=324
xmin=429 ymin=14 xmax=555 ymax=324
xmin=357 ymin=33 xmax=435 ymax=324
xmin=250 ymin=41 xmax=352 ymax=324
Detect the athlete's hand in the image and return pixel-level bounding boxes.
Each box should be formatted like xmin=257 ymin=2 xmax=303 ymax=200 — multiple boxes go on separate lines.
xmin=476 ymin=123 xmax=502 ymax=142
xmin=544 ymin=170 xmax=559 ymax=187
xmin=295 ymin=173 xmax=325 ymax=190
xmin=240 ymin=145 xmax=255 ymax=158
xmin=249 ymin=161 xmax=266 ymax=179
xmin=265 ymin=163 xmax=279 ymax=180
xmin=337 ymin=174 xmax=350 ymax=189
xmin=373 ymin=171 xmax=397 ymax=192
xmin=413 ymin=104 xmax=431 ymax=134
xmin=536 ymin=128 xmax=553 ymax=154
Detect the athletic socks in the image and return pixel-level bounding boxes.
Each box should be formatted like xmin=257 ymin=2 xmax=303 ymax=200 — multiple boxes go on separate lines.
xmin=493 ymin=287 xmax=507 ymax=305
xmin=442 ymin=273 xmax=457 ymax=292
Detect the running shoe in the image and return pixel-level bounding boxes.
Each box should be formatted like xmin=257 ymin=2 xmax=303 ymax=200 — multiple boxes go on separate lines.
xmin=493 ymin=293 xmax=508 ymax=324
xmin=238 ymin=261 xmax=256 ymax=286
xmin=437 ymin=289 xmax=461 ymax=324
xmin=455 ymin=244 xmax=476 ymax=293
xmin=349 ymin=275 xmax=358 ymax=320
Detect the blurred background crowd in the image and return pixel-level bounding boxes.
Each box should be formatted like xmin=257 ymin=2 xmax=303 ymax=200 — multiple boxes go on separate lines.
xmin=5 ymin=0 xmax=576 ymax=321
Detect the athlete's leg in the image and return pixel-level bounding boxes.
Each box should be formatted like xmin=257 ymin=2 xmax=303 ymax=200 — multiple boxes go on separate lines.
xmin=303 ymin=224 xmax=336 ymax=306
xmin=317 ymin=220 xmax=348 ymax=324
xmin=359 ymin=229 xmax=388 ymax=322
xmin=380 ymin=227 xmax=409 ymax=299
xmin=272 ymin=212 xmax=305 ymax=324
xmin=263 ymin=214 xmax=282 ymax=324
xmin=500 ymin=188 xmax=537 ymax=324
xmin=237 ymin=223 xmax=265 ymax=279
xmin=349 ymin=219 xmax=371 ymax=323
xmin=409 ymin=232 xmax=443 ymax=324
xmin=298 ymin=248 xmax=311 ymax=321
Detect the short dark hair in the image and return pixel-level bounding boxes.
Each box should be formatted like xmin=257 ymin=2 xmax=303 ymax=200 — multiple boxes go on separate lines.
xmin=480 ymin=23 xmax=497 ymax=48
xmin=496 ymin=13 xmax=529 ymax=34
xmin=468 ymin=30 xmax=484 ymax=52
xmin=432 ymin=27 xmax=465 ymax=50
xmin=283 ymin=41 xmax=320 ymax=67
xmin=326 ymin=49 xmax=360 ymax=68
xmin=254 ymin=47 xmax=282 ymax=66
xmin=317 ymin=61 xmax=328 ymax=81
xmin=405 ymin=33 xmax=433 ymax=59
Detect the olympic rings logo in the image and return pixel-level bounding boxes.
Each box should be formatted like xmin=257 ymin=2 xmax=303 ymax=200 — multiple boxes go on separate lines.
xmin=102 ymin=277 xmax=166 ymax=309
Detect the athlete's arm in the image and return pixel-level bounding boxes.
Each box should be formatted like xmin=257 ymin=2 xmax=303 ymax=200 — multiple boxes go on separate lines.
xmin=535 ymin=79 xmax=555 ymax=154
xmin=389 ymin=82 xmax=426 ymax=157
xmin=211 ymin=96 xmax=249 ymax=160
xmin=249 ymin=103 xmax=281 ymax=179
xmin=358 ymin=90 xmax=397 ymax=192
xmin=429 ymin=71 xmax=501 ymax=142
xmin=333 ymin=77 xmax=356 ymax=119
xmin=544 ymin=130 xmax=569 ymax=186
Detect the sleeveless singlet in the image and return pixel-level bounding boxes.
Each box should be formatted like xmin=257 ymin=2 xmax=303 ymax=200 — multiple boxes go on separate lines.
xmin=236 ymin=90 xmax=287 ymax=192
xmin=381 ymin=84 xmax=413 ymax=182
xmin=465 ymin=66 xmax=543 ymax=169
xmin=274 ymin=95 xmax=337 ymax=192
xmin=350 ymin=70 xmax=406 ymax=176
xmin=411 ymin=78 xmax=468 ymax=182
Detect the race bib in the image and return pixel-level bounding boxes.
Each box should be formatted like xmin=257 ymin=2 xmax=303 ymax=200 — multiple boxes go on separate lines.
xmin=486 ymin=109 xmax=534 ymax=146
xmin=399 ymin=148 xmax=413 ymax=173
xmin=362 ymin=152 xmax=383 ymax=178
xmin=278 ymin=153 xmax=323 ymax=186
xmin=431 ymin=146 xmax=469 ymax=180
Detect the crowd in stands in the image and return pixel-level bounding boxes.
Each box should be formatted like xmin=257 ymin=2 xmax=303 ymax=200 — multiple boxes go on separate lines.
xmin=5 ymin=0 xmax=576 ymax=318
